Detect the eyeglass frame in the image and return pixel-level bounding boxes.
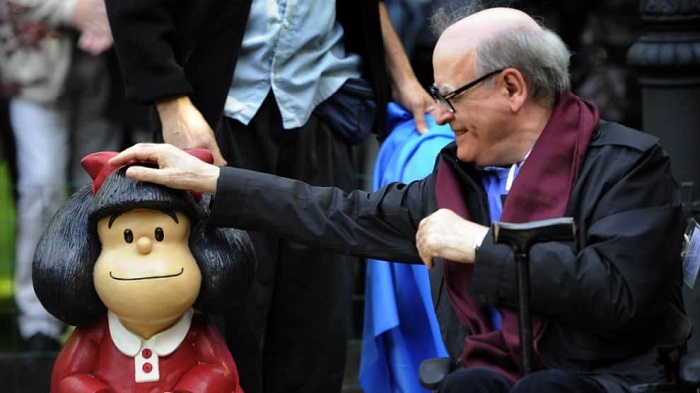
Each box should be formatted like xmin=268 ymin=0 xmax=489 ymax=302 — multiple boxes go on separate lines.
xmin=430 ymin=69 xmax=505 ymax=113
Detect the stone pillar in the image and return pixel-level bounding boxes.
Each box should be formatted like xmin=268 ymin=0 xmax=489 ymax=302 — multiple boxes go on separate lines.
xmin=627 ymin=0 xmax=700 ymax=350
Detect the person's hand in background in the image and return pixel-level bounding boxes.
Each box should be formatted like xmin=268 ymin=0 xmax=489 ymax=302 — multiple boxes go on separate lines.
xmin=156 ymin=95 xmax=228 ymax=166
xmin=72 ymin=0 xmax=113 ymax=55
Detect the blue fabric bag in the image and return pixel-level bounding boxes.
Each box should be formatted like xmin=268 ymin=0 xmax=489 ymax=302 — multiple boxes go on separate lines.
xmin=314 ymin=77 xmax=377 ymax=145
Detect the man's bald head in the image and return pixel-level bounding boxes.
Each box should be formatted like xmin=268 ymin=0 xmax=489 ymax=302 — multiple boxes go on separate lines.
xmin=433 ymin=7 xmax=571 ymax=105
xmin=438 ymin=7 xmax=541 ymax=53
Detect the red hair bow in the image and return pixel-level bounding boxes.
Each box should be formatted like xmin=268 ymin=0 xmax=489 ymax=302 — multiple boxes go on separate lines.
xmin=81 ymin=148 xmax=214 ymax=195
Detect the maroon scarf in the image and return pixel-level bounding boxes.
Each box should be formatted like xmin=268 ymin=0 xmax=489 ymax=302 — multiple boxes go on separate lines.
xmin=435 ymin=91 xmax=599 ymax=382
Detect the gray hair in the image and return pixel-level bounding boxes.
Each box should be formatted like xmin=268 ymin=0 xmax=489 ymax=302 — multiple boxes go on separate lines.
xmin=476 ymin=27 xmax=571 ymax=104
xmin=430 ymin=2 xmax=571 ymax=105
xmin=430 ymin=1 xmax=485 ymax=35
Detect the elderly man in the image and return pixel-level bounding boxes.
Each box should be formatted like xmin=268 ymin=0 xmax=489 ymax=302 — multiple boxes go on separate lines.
xmin=109 ymin=6 xmax=686 ymax=393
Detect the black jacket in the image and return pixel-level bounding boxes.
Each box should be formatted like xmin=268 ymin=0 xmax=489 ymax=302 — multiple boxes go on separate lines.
xmin=105 ymin=0 xmax=390 ymax=138
xmin=209 ymin=120 xmax=687 ymax=391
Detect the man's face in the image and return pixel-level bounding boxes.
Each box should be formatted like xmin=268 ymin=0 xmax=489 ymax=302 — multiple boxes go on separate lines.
xmin=432 ymin=53 xmax=515 ymax=167
xmin=94 ymin=209 xmax=201 ymax=326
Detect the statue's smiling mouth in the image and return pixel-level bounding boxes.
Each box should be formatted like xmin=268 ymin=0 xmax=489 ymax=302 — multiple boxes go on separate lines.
xmin=109 ymin=267 xmax=184 ymax=281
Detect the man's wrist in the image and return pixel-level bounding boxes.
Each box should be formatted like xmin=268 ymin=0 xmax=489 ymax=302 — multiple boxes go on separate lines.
xmin=155 ymin=95 xmax=190 ymax=118
xmin=203 ymin=165 xmax=220 ymax=195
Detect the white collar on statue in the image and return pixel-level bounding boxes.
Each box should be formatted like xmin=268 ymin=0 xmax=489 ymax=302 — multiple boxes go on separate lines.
xmin=108 ymin=308 xmax=193 ymax=357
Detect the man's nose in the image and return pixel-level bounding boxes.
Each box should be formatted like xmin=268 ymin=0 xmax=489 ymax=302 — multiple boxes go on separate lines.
xmin=136 ymin=237 xmax=153 ymax=254
xmin=432 ymin=104 xmax=454 ymax=126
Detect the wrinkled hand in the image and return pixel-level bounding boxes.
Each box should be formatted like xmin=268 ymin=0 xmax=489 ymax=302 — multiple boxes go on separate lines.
xmin=416 ymin=209 xmax=489 ymax=269
xmin=156 ymin=96 xmax=227 ymax=166
xmin=108 ymin=143 xmax=221 ymax=194
xmin=391 ymin=78 xmax=435 ymax=134
xmin=72 ymin=0 xmax=112 ymax=54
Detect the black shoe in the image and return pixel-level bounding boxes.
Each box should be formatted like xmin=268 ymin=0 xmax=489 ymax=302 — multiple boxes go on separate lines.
xmin=22 ymin=333 xmax=61 ymax=353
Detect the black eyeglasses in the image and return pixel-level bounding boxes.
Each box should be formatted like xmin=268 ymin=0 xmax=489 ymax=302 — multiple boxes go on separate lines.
xmin=430 ymin=69 xmax=505 ymax=113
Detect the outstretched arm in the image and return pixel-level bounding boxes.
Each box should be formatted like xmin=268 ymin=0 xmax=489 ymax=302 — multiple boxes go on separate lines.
xmin=110 ymin=142 xmax=428 ymax=264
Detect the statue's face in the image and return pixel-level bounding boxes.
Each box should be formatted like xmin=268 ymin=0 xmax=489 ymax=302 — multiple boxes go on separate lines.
xmin=94 ymin=209 xmax=201 ymax=326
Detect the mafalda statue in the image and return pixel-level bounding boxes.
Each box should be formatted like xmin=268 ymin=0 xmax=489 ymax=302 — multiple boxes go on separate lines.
xmin=32 ymin=149 xmax=255 ymax=393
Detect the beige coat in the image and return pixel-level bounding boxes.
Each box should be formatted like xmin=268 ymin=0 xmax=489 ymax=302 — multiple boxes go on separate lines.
xmin=0 ymin=0 xmax=79 ymax=102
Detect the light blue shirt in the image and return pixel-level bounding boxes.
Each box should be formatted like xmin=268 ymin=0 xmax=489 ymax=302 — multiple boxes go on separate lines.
xmin=224 ymin=0 xmax=362 ymax=129
xmin=478 ymin=162 xmax=523 ymax=330
xmin=479 ymin=163 xmax=521 ymax=224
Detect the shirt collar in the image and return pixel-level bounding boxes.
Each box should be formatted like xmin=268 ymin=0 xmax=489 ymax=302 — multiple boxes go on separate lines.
xmin=476 ymin=150 xmax=532 ymax=192
xmin=108 ymin=309 xmax=193 ymax=357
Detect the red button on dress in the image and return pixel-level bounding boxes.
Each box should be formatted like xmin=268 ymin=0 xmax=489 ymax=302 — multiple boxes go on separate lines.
xmin=142 ymin=348 xmax=152 ymax=359
xmin=143 ymin=363 xmax=153 ymax=373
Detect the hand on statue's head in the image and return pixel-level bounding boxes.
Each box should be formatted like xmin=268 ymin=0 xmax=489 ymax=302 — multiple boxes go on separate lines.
xmin=109 ymin=143 xmax=221 ymax=195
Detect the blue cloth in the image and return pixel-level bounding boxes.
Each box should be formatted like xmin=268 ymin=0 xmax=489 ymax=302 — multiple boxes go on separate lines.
xmin=359 ymin=103 xmax=452 ymax=393
xmin=224 ymin=0 xmax=361 ymax=129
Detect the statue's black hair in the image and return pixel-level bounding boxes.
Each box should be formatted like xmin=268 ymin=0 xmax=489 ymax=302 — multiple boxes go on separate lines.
xmin=33 ymin=166 xmax=256 ymax=326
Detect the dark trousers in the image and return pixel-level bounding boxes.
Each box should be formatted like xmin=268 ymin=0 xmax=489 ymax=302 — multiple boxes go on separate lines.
xmin=216 ymin=93 xmax=356 ymax=393
xmin=439 ymin=367 xmax=605 ymax=393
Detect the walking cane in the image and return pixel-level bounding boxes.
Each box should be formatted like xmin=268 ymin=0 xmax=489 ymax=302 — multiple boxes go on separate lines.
xmin=492 ymin=217 xmax=576 ymax=375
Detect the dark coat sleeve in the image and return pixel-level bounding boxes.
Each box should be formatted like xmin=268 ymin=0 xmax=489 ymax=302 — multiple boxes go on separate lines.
xmin=104 ymin=0 xmax=192 ymax=103
xmin=209 ymin=166 xmax=436 ymax=264
xmin=104 ymin=0 xmax=252 ymax=129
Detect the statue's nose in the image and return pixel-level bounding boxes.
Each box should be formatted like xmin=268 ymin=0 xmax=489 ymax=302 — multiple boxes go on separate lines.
xmin=136 ymin=236 xmax=153 ymax=254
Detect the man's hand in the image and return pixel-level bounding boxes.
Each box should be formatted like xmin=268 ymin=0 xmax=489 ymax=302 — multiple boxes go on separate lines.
xmin=416 ymin=209 xmax=489 ymax=269
xmin=391 ymin=79 xmax=435 ymax=135
xmin=108 ymin=143 xmax=221 ymax=194
xmin=77 ymin=29 xmax=113 ymax=55
xmin=156 ymin=96 xmax=228 ymax=166
xmin=378 ymin=2 xmax=435 ymax=134
xmin=72 ymin=0 xmax=113 ymax=55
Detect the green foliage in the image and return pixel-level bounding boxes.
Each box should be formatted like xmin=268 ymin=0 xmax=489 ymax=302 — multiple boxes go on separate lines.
xmin=0 ymin=161 xmax=15 ymax=305
xmin=0 ymin=161 xmax=18 ymax=351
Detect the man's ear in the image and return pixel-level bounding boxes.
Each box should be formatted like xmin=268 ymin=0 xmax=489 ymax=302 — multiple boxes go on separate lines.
xmin=501 ymin=68 xmax=527 ymax=112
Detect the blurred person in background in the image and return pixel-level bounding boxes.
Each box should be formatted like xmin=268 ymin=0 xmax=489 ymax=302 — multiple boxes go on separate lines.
xmin=0 ymin=0 xmax=123 ymax=352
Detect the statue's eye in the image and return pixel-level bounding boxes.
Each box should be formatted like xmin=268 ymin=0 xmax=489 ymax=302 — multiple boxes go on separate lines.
xmin=124 ymin=229 xmax=134 ymax=243
xmin=155 ymin=227 xmax=164 ymax=242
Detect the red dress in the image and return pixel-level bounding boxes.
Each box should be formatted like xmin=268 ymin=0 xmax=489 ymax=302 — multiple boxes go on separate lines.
xmin=51 ymin=310 xmax=243 ymax=393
